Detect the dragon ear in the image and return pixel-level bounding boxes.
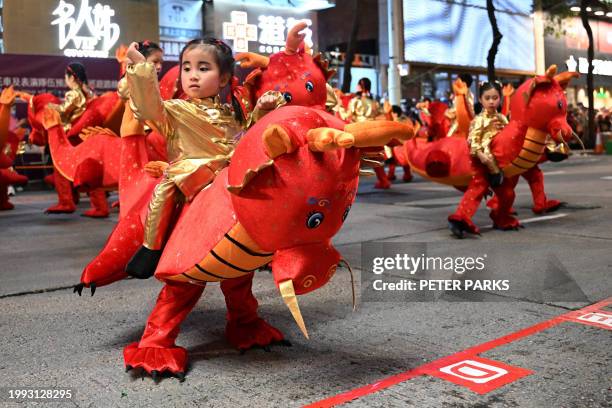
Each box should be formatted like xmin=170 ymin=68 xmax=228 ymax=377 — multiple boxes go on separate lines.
xmin=262 ymin=124 xmax=296 ymax=159
xmin=313 ymin=53 xmax=336 ymax=80
xmin=523 ymin=69 xmax=555 ymax=105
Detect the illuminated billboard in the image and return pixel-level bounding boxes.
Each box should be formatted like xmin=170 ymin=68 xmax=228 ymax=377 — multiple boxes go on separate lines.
xmin=402 ymin=0 xmax=535 ymax=72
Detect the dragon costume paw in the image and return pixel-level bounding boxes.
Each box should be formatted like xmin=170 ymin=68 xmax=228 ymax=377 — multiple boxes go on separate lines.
xmin=45 ymin=203 xmax=76 ymax=214
xmin=226 ymin=317 xmax=286 ymax=352
xmin=374 ymin=179 xmax=391 ymax=189
xmin=448 ymin=215 xmax=480 ymax=238
xmin=490 ymin=211 xmax=521 ymax=230
xmin=81 ymin=208 xmax=110 ymax=218
xmin=0 ymin=200 xmax=14 ymax=211
xmin=532 ymin=200 xmax=562 ymax=214
xmin=123 ymin=342 xmax=187 ymax=380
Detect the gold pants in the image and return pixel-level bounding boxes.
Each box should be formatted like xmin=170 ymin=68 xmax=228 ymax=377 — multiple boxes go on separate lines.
xmin=143 ymin=177 xmax=184 ymax=250
xmin=475 ymin=151 xmax=501 ymax=174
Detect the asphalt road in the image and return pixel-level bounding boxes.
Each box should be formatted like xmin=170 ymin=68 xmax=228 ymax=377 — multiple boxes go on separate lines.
xmin=0 ymin=154 xmax=610 ymax=407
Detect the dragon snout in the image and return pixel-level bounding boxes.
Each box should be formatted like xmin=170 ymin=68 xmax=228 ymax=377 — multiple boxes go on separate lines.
xmin=271 ymin=243 xmax=341 ymax=338
xmin=548 ymin=119 xmax=573 ymax=143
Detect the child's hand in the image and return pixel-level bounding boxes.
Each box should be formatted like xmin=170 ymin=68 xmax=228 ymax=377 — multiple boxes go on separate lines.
xmin=0 ymin=86 xmax=16 ymax=105
xmin=126 ymin=42 xmax=146 ymax=65
xmin=15 ymin=91 xmax=32 ymax=102
xmin=452 ymin=78 xmax=468 ymax=95
xmin=256 ymin=93 xmax=279 ymax=111
xmin=383 ymin=100 xmax=392 ymax=114
xmin=490 ymin=117 xmax=505 ymax=130
xmin=144 ymin=161 xmax=169 ymax=178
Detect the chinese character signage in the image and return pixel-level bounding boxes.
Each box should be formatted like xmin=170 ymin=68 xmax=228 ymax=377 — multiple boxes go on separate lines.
xmin=51 ymin=0 xmax=120 ymax=58
xmin=213 ymin=1 xmax=317 ymax=55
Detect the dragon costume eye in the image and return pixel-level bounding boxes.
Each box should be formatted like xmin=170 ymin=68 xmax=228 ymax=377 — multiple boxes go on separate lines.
xmin=557 ymin=100 xmax=563 ymax=110
xmin=283 ymin=92 xmax=293 ymax=103
xmin=305 ymin=81 xmax=314 ymax=92
xmin=342 ymin=205 xmax=351 ymax=222
xmin=306 ymin=211 xmax=324 ymax=229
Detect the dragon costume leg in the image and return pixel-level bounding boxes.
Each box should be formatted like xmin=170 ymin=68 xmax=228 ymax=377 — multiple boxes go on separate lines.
xmin=221 ymin=274 xmax=285 ymax=351
xmin=387 ymin=163 xmax=397 ymax=180
xmin=45 ymin=168 xmax=76 ymax=214
xmin=374 ymin=166 xmax=391 ymax=189
xmin=522 ymin=166 xmax=561 ymax=214
xmin=490 ymin=175 xmax=521 ymax=230
xmin=448 ymin=167 xmax=490 ymax=236
xmin=124 ymin=281 xmax=205 ymax=377
xmin=82 ymin=189 xmax=109 ymax=218
xmin=402 ymin=165 xmax=413 ymax=182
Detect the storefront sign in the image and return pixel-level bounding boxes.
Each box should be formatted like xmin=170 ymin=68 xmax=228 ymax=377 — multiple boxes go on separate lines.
xmin=222 ymin=9 xmax=313 ymax=54
xmin=158 ymin=0 xmax=203 ymax=61
xmin=566 ymin=55 xmax=612 ymax=76
xmin=51 ymin=0 xmax=120 ymax=58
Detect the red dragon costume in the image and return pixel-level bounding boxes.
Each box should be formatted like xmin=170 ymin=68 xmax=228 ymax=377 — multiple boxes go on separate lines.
xmin=24 ymin=67 xmax=174 ymax=216
xmin=0 ymin=86 xmax=28 ymax=210
xmin=486 ymin=83 xmax=568 ymax=214
xmin=81 ymin=104 xmax=412 ymax=379
xmin=75 ymin=24 xmax=413 ymax=379
xmin=399 ymin=66 xmax=577 ymax=236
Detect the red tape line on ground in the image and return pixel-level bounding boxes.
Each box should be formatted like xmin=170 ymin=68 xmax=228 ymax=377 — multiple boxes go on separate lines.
xmin=304 ymin=297 xmax=612 ymax=407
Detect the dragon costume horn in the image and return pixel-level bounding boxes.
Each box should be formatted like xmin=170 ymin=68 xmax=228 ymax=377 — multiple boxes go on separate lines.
xmin=279 ymin=280 xmax=309 ymax=339
xmin=235 ymin=52 xmax=270 ymax=69
xmin=306 ymin=127 xmax=355 ymax=151
xmin=554 ymin=71 xmax=580 ymax=90
xmin=343 ymin=121 xmax=414 ymax=148
xmin=285 ymin=22 xmax=307 ymax=55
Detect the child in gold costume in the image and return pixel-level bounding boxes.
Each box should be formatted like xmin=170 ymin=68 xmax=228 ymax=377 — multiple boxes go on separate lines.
xmin=468 ymin=82 xmax=507 ymax=187
xmin=125 ymin=38 xmax=245 ymax=279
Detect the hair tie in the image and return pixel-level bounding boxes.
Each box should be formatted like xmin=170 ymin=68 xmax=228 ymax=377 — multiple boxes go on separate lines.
xmin=226 ymin=76 xmax=239 ymax=103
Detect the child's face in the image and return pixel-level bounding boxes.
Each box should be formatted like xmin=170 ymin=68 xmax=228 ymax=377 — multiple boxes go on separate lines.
xmin=480 ymin=88 xmax=501 ymax=112
xmin=146 ymin=50 xmax=164 ymax=75
xmin=180 ymin=46 xmax=229 ymax=99
xmin=64 ymin=73 xmax=77 ymax=89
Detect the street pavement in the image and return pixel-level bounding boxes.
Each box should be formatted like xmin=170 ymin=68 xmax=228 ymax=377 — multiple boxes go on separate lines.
xmin=0 ymin=154 xmax=610 ymax=407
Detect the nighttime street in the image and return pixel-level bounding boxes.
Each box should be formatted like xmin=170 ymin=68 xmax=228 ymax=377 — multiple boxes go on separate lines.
xmin=1 ymin=154 xmax=610 ymax=407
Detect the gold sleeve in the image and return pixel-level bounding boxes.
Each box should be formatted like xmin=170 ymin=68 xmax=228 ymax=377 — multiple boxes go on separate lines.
xmin=246 ymin=90 xmax=286 ymax=128
xmin=52 ymin=89 xmax=83 ymax=121
xmin=498 ymin=112 xmax=509 ymax=126
xmin=126 ymin=62 xmax=169 ymax=134
xmin=468 ymin=115 xmax=485 ymax=155
xmin=117 ymin=76 xmax=129 ymax=100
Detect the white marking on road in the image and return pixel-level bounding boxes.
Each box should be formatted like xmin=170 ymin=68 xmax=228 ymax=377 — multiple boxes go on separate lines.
xmin=543 ymin=170 xmax=566 ymax=176
xmin=601 ymin=176 xmax=612 ymax=180
xmin=483 ymin=213 xmax=568 ymax=228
